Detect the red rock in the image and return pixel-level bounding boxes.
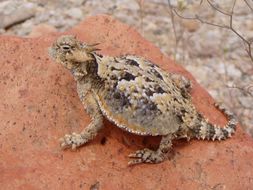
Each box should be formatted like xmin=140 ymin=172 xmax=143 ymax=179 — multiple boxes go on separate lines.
xmin=0 ymin=15 xmax=252 ymax=190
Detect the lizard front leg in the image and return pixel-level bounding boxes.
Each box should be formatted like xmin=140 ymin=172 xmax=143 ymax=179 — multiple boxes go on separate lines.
xmin=60 ymin=91 xmax=103 ymax=150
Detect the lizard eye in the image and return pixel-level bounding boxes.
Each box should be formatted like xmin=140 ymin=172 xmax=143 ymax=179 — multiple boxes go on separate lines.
xmin=61 ymin=44 xmax=71 ymax=52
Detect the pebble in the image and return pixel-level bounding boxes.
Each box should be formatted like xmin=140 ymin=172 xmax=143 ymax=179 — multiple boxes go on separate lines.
xmin=0 ymin=1 xmax=37 ymax=29
xmin=181 ymin=20 xmax=200 ymax=32
xmin=239 ymin=97 xmax=253 ymax=109
xmin=66 ymin=8 xmax=83 ymax=20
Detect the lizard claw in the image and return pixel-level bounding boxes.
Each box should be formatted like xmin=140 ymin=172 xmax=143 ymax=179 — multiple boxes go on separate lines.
xmin=59 ymin=133 xmax=85 ymax=150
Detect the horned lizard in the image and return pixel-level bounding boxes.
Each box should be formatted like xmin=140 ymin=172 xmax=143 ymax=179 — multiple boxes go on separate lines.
xmin=49 ymin=35 xmax=238 ymax=165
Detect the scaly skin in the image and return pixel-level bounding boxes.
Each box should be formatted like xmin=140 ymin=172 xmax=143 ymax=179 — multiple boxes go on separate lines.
xmin=49 ymin=35 xmax=238 ymax=165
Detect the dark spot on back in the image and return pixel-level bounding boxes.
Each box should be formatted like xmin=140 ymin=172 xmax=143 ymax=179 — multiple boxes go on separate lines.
xmin=120 ymin=72 xmax=136 ymax=81
xmin=111 ymin=91 xmax=130 ymax=107
xmin=110 ymin=75 xmax=117 ymax=80
xmin=111 ymin=81 xmax=118 ymax=89
xmin=145 ymin=77 xmax=153 ymax=82
xmin=150 ymin=69 xmax=163 ymax=80
xmin=154 ymin=85 xmax=166 ymax=94
xmin=145 ymin=89 xmax=155 ymax=96
xmin=181 ymin=109 xmax=187 ymax=113
xmin=140 ymin=98 xmax=148 ymax=104
xmin=133 ymin=89 xmax=138 ymax=93
xmin=177 ymin=115 xmax=184 ymax=122
xmin=146 ymin=102 xmax=157 ymax=111
xmin=173 ymin=97 xmax=179 ymax=102
xmin=110 ymin=66 xmax=121 ymax=71
xmin=113 ymin=92 xmax=121 ymax=99
xmin=126 ymin=59 xmax=139 ymax=67
xmin=120 ymin=94 xmax=130 ymax=107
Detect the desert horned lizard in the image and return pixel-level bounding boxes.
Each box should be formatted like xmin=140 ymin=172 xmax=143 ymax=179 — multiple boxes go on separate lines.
xmin=49 ymin=35 xmax=238 ymax=165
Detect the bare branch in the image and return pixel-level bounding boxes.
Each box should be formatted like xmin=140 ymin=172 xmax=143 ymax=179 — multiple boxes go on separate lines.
xmin=243 ymin=0 xmax=253 ymax=11
xmin=167 ymin=0 xmax=253 ymax=63
xmin=228 ymin=0 xmax=253 ymax=62
xmin=136 ymin=0 xmax=145 ymax=35
xmin=206 ymin=0 xmax=231 ymax=16
xmin=168 ymin=1 xmax=178 ymax=59
xmin=227 ymin=84 xmax=253 ymax=97
xmin=167 ymin=0 xmax=185 ymax=60
xmin=165 ymin=0 xmax=253 ymax=132
xmin=170 ymin=6 xmax=230 ymax=29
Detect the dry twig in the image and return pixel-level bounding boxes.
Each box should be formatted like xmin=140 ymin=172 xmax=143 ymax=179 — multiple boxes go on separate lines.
xmin=167 ymin=0 xmax=253 ymax=63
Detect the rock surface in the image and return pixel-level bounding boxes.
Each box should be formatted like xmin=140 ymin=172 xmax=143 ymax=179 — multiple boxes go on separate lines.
xmin=0 ymin=15 xmax=252 ymax=190
xmin=1 ymin=0 xmax=252 ymax=137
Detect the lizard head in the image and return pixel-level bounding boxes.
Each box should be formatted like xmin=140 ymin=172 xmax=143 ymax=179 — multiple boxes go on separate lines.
xmin=49 ymin=35 xmax=99 ymax=70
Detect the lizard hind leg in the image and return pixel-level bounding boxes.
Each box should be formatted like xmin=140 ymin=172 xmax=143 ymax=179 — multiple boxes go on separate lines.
xmin=128 ymin=134 xmax=173 ymax=165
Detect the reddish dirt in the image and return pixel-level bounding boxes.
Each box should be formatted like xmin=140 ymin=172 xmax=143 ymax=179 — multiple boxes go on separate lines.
xmin=0 ymin=15 xmax=252 ymax=190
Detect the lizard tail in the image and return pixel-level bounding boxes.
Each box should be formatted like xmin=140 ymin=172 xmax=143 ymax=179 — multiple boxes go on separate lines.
xmin=194 ymin=103 xmax=238 ymax=141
